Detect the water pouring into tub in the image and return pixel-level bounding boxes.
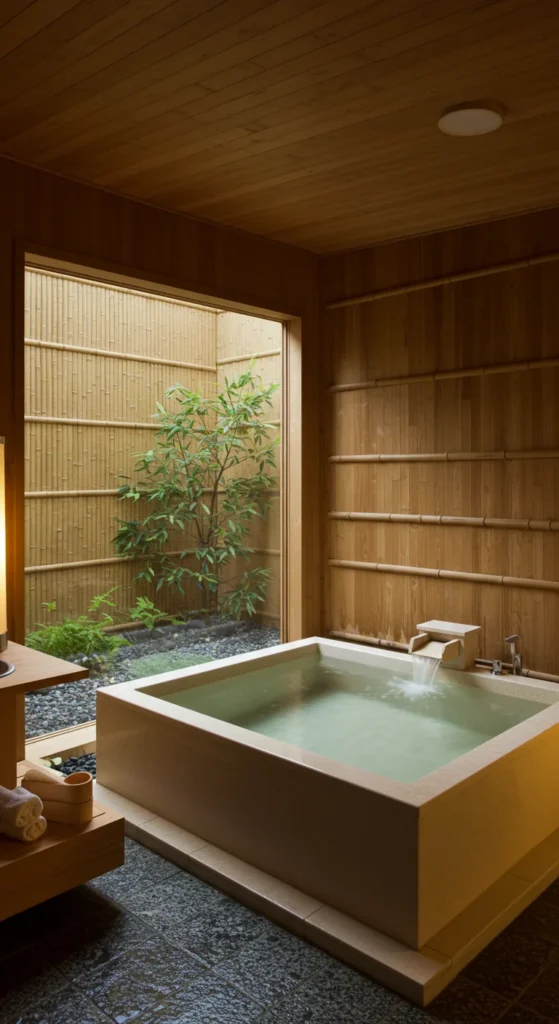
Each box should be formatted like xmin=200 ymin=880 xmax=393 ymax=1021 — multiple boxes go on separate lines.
xmin=384 ymin=620 xmax=480 ymax=701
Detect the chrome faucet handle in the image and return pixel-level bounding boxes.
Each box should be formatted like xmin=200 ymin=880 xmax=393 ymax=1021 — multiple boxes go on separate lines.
xmin=504 ymin=635 xmax=522 ymax=675
xmin=491 ymin=659 xmax=503 ymax=675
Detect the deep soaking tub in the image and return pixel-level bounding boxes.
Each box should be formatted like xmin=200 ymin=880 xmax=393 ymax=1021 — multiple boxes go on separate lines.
xmin=96 ymin=637 xmax=559 ymax=949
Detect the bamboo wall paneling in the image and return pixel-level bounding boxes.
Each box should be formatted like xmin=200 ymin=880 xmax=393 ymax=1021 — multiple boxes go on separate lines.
xmin=325 ymin=250 xmax=559 ymax=309
xmin=322 ymin=216 xmax=559 ymax=675
xmin=1 ymin=4 xmax=559 ymax=251
xmin=216 ymin=312 xmax=282 ymax=622
xmin=25 ymin=272 xmax=283 ymax=630
xmin=328 ymin=354 xmax=559 ymax=394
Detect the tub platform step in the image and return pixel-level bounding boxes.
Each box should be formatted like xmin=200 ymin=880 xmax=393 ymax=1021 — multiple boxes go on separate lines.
xmin=94 ymin=780 xmax=559 ymax=1006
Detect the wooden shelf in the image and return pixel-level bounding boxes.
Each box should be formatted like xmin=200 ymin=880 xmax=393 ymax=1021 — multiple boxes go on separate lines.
xmin=0 ymin=641 xmax=88 ymax=695
xmin=0 ymin=762 xmax=124 ymax=922
xmin=0 ymin=649 xmax=124 ymax=923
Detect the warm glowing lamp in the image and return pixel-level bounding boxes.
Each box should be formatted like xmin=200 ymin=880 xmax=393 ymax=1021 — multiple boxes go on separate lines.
xmin=0 ymin=439 xmax=14 ymax=678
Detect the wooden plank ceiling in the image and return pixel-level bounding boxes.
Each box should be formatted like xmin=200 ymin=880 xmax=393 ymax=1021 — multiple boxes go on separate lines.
xmin=0 ymin=0 xmax=558 ymax=253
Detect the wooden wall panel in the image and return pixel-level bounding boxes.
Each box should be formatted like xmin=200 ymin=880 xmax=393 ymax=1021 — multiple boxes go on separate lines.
xmin=216 ymin=312 xmax=282 ymax=622
xmin=0 ymin=155 xmax=320 ymax=643
xmin=321 ymin=209 xmax=559 ymax=674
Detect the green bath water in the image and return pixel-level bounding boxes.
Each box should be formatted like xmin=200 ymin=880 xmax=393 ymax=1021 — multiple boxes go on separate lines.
xmin=159 ymin=653 xmax=547 ymax=782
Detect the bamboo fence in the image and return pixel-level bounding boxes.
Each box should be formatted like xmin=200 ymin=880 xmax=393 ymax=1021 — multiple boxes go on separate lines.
xmin=25 ymin=268 xmax=281 ymax=630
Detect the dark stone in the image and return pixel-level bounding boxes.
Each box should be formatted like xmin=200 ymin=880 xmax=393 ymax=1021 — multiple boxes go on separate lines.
xmin=519 ymin=961 xmax=559 ymax=1020
xmin=500 ymin=1009 xmax=556 ymax=1024
xmin=0 ymin=949 xmax=68 ymax=1021
xmin=426 ymin=977 xmax=510 ymax=1023
xmin=132 ymin=973 xmax=268 ymax=1024
xmin=215 ymin=926 xmax=330 ymax=1006
xmin=13 ymin=989 xmax=110 ymax=1024
xmin=83 ymin=933 xmax=207 ymax=1023
xmin=207 ymin=622 xmax=240 ymax=637
xmin=118 ymin=870 xmax=274 ymax=965
xmin=93 ymin=857 xmax=218 ymax=916
xmin=90 ymin=837 xmax=181 ymax=902
xmin=464 ymin=923 xmax=559 ymax=999
xmin=270 ymin=959 xmax=402 ymax=1023
xmin=514 ymin=894 xmax=559 ymax=946
xmin=46 ymin=906 xmax=153 ymax=982
xmin=58 ymin=753 xmax=97 ymax=777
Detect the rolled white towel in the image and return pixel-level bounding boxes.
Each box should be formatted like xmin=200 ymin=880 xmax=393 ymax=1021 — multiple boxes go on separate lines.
xmin=0 ymin=814 xmax=47 ymax=843
xmin=0 ymin=785 xmax=43 ymax=829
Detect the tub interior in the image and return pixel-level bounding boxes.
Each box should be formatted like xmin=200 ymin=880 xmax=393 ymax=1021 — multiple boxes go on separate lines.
xmin=156 ymin=651 xmax=551 ymax=782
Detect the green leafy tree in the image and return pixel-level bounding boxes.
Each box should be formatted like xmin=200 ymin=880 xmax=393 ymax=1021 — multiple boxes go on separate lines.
xmin=114 ymin=369 xmax=279 ymax=618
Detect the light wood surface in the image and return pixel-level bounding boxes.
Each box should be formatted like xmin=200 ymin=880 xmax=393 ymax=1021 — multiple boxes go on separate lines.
xmin=0 ymin=154 xmax=321 ymax=646
xmin=321 ymin=210 xmax=559 ymax=674
xmin=0 ymin=3 xmax=557 ymax=251
xmin=0 ymin=641 xmax=88 ymax=695
xmin=26 ymin=720 xmax=96 ymax=765
xmin=0 ymin=761 xmax=123 ymax=923
xmin=217 ymin=312 xmax=282 ymax=623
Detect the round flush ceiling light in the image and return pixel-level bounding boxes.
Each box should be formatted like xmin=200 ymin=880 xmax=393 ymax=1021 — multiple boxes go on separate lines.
xmin=437 ymin=102 xmax=504 ymax=137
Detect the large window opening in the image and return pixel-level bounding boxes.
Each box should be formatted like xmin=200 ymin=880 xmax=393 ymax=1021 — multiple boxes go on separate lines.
xmin=23 ymin=264 xmax=283 ymax=771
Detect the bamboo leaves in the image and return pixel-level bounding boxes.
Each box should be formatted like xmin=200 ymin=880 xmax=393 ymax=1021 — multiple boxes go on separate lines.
xmin=113 ymin=369 xmax=278 ymax=618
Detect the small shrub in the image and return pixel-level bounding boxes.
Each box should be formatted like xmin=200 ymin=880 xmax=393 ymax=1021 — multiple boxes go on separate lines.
xmin=114 ymin=368 xmax=278 ymax=618
xmin=128 ymin=596 xmax=182 ymax=632
xmin=25 ymin=591 xmax=129 ymax=667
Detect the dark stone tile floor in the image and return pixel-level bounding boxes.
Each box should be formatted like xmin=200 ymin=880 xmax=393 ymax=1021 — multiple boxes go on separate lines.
xmin=1 ymin=838 xmax=558 ymax=1024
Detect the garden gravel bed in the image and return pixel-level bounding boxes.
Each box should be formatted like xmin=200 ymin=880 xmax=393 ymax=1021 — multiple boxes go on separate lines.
xmin=25 ymin=618 xmax=280 ymax=743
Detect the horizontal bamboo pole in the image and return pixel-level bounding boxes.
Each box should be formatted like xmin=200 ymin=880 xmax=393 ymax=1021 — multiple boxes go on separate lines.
xmin=329 ymin=511 xmax=559 ymax=531
xmin=330 ymin=449 xmax=559 ymax=464
xmin=25 ymin=415 xmax=159 ymax=430
xmin=328 ymin=630 xmax=559 ymax=683
xmin=26 ymin=415 xmax=280 ymax=431
xmin=25 ymin=487 xmax=280 ymax=498
xmin=329 ymin=630 xmax=408 ymax=652
xmin=26 ymin=489 xmax=120 ymax=499
xmin=328 ymin=355 xmax=559 ymax=394
xmin=326 ymin=251 xmax=559 ymax=310
xmin=25 ymin=337 xmax=216 ymax=373
xmin=25 ymin=553 xmax=161 ymax=573
xmin=329 ymin=559 xmax=559 ymax=592
xmin=217 ymin=349 xmax=281 ymax=365
xmin=25 ymin=547 xmax=280 ymax=574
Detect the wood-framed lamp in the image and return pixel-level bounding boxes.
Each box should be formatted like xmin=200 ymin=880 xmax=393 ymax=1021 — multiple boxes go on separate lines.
xmin=0 ymin=438 xmax=14 ymax=678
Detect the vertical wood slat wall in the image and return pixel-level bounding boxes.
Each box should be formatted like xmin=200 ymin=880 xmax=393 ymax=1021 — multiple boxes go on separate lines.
xmin=216 ymin=312 xmax=282 ymax=622
xmin=24 ymin=268 xmax=280 ymax=631
xmin=321 ymin=217 xmax=559 ymax=675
